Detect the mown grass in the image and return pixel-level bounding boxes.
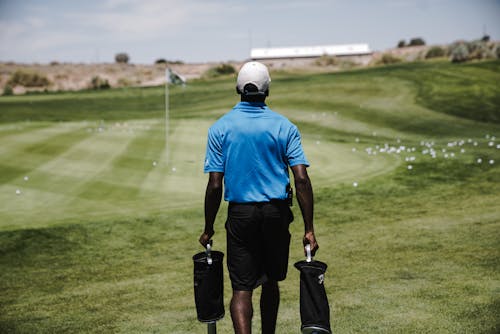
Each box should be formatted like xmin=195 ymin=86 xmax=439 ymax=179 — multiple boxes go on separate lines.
xmin=0 ymin=60 xmax=499 ymax=333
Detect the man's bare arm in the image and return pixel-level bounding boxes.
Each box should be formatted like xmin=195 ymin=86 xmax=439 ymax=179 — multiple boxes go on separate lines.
xmin=291 ymin=164 xmax=319 ymax=255
xmin=199 ymin=172 xmax=224 ymax=247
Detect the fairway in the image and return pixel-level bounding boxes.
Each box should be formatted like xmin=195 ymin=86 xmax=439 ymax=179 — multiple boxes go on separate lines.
xmin=1 ymin=61 xmax=499 ymax=333
xmin=0 ymin=117 xmax=396 ymax=231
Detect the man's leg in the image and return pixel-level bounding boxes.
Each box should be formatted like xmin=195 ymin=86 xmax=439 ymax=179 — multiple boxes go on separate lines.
xmin=261 ymin=280 xmax=280 ymax=334
xmin=231 ymin=290 xmax=253 ymax=334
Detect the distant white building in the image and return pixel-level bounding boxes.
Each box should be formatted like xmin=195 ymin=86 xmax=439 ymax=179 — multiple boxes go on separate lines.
xmin=251 ymin=43 xmax=372 ymax=60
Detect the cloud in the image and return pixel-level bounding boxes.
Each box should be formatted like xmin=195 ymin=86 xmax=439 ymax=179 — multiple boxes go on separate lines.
xmin=69 ymin=0 xmax=234 ymax=39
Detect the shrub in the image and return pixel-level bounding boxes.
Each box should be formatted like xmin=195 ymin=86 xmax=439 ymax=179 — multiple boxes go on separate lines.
xmin=204 ymin=63 xmax=236 ymax=78
xmin=314 ymin=55 xmax=338 ymax=66
xmin=90 ymin=76 xmax=110 ymax=89
xmin=466 ymin=40 xmax=493 ymax=60
xmin=3 ymin=85 xmax=14 ymax=96
xmin=409 ymin=37 xmax=426 ymax=46
xmin=155 ymin=58 xmax=167 ymax=64
xmin=425 ymin=46 xmax=446 ymax=59
xmin=7 ymin=70 xmax=50 ymax=87
xmin=377 ymin=53 xmax=402 ymax=65
xmin=115 ymin=53 xmax=130 ymax=64
xmin=397 ymin=40 xmax=406 ymax=48
xmin=449 ymin=43 xmax=469 ymax=63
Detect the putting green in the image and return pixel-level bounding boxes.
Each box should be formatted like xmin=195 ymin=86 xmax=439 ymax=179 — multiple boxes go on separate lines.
xmin=0 ymin=116 xmax=398 ymax=231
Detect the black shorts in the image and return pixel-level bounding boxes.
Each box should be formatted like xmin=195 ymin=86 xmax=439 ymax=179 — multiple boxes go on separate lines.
xmin=225 ymin=200 xmax=294 ymax=291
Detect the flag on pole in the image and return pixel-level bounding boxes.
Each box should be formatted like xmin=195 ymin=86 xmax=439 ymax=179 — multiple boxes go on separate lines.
xmin=166 ymin=68 xmax=186 ymax=86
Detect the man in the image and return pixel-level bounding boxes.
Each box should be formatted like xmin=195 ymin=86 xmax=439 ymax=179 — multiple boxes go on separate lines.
xmin=199 ymin=61 xmax=318 ymax=334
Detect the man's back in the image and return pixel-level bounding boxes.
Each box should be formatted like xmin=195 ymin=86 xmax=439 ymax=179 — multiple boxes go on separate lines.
xmin=205 ymin=101 xmax=308 ymax=203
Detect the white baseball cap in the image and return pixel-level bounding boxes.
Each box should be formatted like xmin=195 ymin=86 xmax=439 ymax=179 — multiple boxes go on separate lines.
xmin=236 ymin=61 xmax=271 ymax=95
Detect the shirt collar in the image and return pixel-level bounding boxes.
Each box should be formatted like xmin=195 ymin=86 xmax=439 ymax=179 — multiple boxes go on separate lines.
xmin=234 ymin=101 xmax=267 ymax=113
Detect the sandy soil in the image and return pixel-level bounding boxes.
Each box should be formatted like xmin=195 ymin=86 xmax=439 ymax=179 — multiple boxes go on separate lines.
xmin=0 ymin=46 xmax=431 ymax=95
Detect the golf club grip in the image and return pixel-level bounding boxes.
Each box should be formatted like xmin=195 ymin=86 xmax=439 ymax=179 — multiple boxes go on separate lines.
xmin=305 ymin=244 xmax=312 ymax=262
xmin=206 ymin=240 xmax=213 ymax=265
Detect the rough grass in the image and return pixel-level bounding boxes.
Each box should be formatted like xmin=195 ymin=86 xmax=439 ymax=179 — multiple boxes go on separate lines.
xmin=0 ymin=60 xmax=499 ymax=333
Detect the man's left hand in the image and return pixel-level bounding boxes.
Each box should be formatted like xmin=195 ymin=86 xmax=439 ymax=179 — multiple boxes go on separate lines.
xmin=199 ymin=230 xmax=215 ymax=247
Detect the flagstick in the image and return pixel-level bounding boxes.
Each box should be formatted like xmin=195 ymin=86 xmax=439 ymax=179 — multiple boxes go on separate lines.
xmin=165 ymin=69 xmax=170 ymax=166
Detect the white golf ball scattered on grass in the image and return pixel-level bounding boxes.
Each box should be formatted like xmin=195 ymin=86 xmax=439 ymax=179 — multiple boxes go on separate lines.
xmin=353 ymin=182 xmax=358 ymax=187
xmin=172 ymin=167 xmax=176 ymax=172
xmin=152 ymin=161 xmax=157 ymax=167
xmin=16 ymin=189 xmax=21 ymax=195
xmin=24 ymin=176 xmax=29 ymax=181
xmin=408 ymin=165 xmax=413 ymax=170
xmin=489 ymin=160 xmax=495 ymax=165
xmin=477 ymin=158 xmax=483 ymax=164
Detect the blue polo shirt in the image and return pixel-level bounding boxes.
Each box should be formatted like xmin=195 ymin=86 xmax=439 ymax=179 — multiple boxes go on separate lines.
xmin=204 ymin=102 xmax=309 ymax=203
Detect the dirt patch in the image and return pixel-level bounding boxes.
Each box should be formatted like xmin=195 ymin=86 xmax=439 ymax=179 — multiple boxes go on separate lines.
xmin=0 ymin=47 xmax=435 ymax=95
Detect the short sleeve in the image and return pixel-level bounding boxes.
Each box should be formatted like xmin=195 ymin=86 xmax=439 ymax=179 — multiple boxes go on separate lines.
xmin=286 ymin=125 xmax=309 ymax=167
xmin=204 ymin=126 xmax=225 ymax=173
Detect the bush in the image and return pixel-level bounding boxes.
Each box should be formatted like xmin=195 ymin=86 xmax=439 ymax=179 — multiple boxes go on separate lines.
xmin=115 ymin=53 xmax=130 ymax=64
xmin=7 ymin=70 xmax=50 ymax=87
xmin=409 ymin=37 xmax=426 ymax=46
xmin=449 ymin=43 xmax=469 ymax=63
xmin=377 ymin=53 xmax=402 ymax=65
xmin=425 ymin=46 xmax=446 ymax=59
xmin=3 ymin=85 xmax=14 ymax=96
xmin=204 ymin=63 xmax=236 ymax=78
xmin=397 ymin=40 xmax=406 ymax=48
xmin=314 ymin=55 xmax=338 ymax=66
xmin=155 ymin=58 xmax=167 ymax=64
xmin=90 ymin=76 xmax=110 ymax=89
xmin=466 ymin=40 xmax=494 ymax=60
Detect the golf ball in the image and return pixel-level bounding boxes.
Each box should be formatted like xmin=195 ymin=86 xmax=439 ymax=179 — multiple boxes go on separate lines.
xmin=408 ymin=165 xmax=413 ymax=170
xmin=15 ymin=189 xmax=21 ymax=195
xmin=489 ymin=160 xmax=495 ymax=165
xmin=353 ymin=182 xmax=358 ymax=187
xmin=24 ymin=176 xmax=29 ymax=181
xmin=477 ymin=158 xmax=482 ymax=164
xmin=152 ymin=161 xmax=157 ymax=166
xmin=172 ymin=167 xmax=176 ymax=172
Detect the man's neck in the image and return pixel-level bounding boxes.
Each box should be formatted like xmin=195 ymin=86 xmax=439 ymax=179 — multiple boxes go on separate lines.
xmin=241 ymin=96 xmax=266 ymax=103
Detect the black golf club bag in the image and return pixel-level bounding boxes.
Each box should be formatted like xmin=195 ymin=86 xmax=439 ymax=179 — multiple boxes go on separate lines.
xmin=193 ymin=242 xmax=224 ymax=332
xmin=294 ymin=245 xmax=332 ymax=334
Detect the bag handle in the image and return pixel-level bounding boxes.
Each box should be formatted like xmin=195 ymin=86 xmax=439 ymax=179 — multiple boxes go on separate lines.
xmin=206 ymin=240 xmax=213 ymax=265
xmin=305 ymin=244 xmax=312 ymax=263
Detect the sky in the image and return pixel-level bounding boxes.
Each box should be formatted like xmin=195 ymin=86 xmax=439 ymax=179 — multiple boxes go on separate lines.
xmin=0 ymin=0 xmax=499 ymax=64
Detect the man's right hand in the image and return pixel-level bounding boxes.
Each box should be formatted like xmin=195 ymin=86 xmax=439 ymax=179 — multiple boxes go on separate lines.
xmin=303 ymin=231 xmax=319 ymax=256
xmin=199 ymin=230 xmax=215 ymax=247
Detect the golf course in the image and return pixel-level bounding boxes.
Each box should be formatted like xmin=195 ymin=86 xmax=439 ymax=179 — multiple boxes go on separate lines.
xmin=0 ymin=60 xmax=499 ymax=333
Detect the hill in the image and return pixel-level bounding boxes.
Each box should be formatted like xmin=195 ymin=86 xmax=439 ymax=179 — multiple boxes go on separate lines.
xmin=0 ymin=60 xmax=499 ymax=333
